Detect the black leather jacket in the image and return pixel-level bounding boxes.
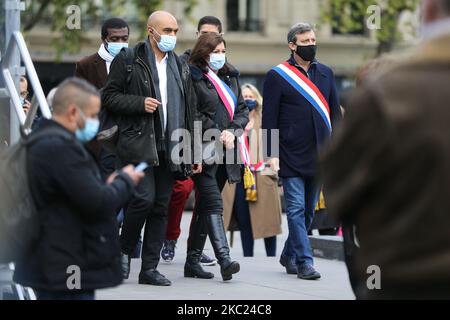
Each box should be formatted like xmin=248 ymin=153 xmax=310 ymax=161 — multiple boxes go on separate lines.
xmin=190 ymin=63 xmax=249 ymax=183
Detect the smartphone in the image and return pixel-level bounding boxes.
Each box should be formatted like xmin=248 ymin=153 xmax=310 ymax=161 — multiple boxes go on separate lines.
xmin=135 ymin=162 xmax=149 ymax=172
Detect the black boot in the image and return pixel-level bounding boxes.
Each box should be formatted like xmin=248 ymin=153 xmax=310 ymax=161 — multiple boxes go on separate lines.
xmin=205 ymin=214 xmax=240 ymax=281
xmin=184 ymin=214 xmax=214 ymax=279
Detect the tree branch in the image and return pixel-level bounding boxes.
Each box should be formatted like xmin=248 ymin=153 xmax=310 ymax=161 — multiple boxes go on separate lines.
xmin=23 ymin=0 xmax=52 ymax=32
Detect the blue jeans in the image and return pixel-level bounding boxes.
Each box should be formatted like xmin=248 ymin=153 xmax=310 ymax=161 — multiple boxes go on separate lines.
xmin=282 ymin=176 xmax=320 ymax=266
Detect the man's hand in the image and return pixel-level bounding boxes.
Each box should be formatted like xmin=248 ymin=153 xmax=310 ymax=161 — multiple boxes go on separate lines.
xmin=144 ymin=98 xmax=161 ymax=113
xmin=220 ymin=130 xmax=235 ymax=150
xmin=106 ymin=172 xmax=119 ymax=185
xmin=192 ymin=164 xmax=203 ymax=174
xmin=121 ymin=165 xmax=145 ymax=185
xmin=266 ymin=157 xmax=280 ymax=172
xmin=22 ymin=99 xmax=31 ymax=115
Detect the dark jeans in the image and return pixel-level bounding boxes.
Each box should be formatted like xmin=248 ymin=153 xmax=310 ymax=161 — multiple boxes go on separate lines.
xmin=234 ymin=182 xmax=277 ymax=257
xmin=117 ymin=209 xmax=142 ymax=259
xmin=35 ymin=290 xmax=95 ymax=300
xmin=188 ymin=165 xmax=228 ymax=250
xmin=120 ymin=153 xmax=174 ymax=271
xmin=191 ymin=164 xmax=228 ymax=217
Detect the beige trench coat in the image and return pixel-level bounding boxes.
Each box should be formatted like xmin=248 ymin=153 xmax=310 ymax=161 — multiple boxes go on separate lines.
xmin=222 ymin=112 xmax=282 ymax=239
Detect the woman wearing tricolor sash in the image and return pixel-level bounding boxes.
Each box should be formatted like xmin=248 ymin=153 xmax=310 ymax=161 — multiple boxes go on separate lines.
xmin=183 ymin=33 xmax=249 ymax=281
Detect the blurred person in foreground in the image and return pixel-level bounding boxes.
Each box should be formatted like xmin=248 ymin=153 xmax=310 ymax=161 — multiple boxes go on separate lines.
xmin=340 ymin=54 xmax=401 ymax=296
xmin=322 ymin=0 xmax=450 ymax=299
xmin=13 ymin=78 xmax=144 ymax=300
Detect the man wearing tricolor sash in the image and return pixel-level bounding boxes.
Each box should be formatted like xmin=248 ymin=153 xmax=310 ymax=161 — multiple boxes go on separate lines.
xmin=262 ymin=23 xmax=342 ymax=280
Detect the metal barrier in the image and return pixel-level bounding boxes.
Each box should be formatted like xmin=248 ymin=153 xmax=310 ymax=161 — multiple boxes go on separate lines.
xmin=1 ymin=31 xmax=52 ymax=136
xmin=0 ymin=30 xmax=52 ymax=300
xmin=0 ymin=263 xmax=36 ymax=300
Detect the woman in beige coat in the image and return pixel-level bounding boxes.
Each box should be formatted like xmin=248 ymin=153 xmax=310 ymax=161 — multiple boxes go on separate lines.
xmin=222 ymin=84 xmax=282 ymax=257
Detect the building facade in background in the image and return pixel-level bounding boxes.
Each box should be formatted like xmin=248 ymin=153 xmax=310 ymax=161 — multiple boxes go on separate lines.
xmin=25 ymin=0 xmax=420 ymax=94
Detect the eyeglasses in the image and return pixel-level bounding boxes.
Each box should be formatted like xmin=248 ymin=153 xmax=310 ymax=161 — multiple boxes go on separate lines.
xmin=20 ymin=91 xmax=29 ymax=99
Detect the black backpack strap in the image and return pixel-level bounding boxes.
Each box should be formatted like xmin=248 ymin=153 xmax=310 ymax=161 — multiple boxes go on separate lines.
xmin=123 ymin=47 xmax=135 ymax=85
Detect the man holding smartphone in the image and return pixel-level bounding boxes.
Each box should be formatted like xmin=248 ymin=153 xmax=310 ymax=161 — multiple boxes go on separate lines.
xmin=13 ymin=78 xmax=145 ymax=300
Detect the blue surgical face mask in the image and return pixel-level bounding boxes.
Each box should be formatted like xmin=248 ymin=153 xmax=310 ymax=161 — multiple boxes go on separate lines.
xmin=107 ymin=42 xmax=128 ymax=57
xmin=208 ymin=53 xmax=226 ymax=71
xmin=244 ymin=99 xmax=257 ymax=111
xmin=75 ymin=108 xmax=100 ymax=143
xmin=153 ymin=29 xmax=177 ymax=52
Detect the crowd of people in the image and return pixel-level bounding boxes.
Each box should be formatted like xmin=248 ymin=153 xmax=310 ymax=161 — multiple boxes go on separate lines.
xmin=10 ymin=0 xmax=450 ymax=300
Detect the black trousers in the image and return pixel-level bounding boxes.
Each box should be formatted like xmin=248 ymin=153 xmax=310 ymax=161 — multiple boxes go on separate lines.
xmin=120 ymin=154 xmax=174 ymax=271
xmin=191 ymin=164 xmax=228 ymax=217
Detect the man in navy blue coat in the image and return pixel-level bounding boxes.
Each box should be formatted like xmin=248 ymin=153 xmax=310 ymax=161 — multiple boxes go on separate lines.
xmin=262 ymin=23 xmax=342 ymax=280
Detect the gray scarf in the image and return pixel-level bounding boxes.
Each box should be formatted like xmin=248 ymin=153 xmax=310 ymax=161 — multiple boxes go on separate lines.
xmin=145 ymin=39 xmax=185 ymax=170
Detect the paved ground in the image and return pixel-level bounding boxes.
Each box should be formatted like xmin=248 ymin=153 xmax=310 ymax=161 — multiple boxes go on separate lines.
xmin=97 ymin=212 xmax=355 ymax=300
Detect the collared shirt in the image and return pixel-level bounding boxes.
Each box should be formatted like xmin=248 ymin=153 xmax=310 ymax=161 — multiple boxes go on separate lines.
xmin=288 ymin=54 xmax=318 ymax=80
xmin=155 ymin=54 xmax=168 ymax=131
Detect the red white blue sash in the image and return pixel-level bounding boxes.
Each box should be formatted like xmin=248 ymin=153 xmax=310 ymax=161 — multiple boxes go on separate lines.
xmin=204 ymin=68 xmax=237 ymax=121
xmin=239 ymin=130 xmax=265 ymax=172
xmin=205 ymin=68 xmax=263 ymax=170
xmin=272 ymin=61 xmax=332 ymax=133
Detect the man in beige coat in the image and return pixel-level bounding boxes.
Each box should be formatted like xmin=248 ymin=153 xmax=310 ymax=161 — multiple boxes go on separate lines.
xmin=322 ymin=0 xmax=450 ymax=299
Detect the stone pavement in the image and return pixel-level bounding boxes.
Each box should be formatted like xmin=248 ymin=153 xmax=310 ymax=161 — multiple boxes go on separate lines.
xmin=97 ymin=212 xmax=355 ymax=300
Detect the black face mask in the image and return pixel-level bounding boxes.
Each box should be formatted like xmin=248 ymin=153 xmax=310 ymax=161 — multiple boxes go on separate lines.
xmin=295 ymin=44 xmax=317 ymax=62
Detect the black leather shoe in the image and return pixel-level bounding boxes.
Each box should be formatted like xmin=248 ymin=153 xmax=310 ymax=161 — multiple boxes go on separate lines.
xmin=297 ymin=264 xmax=321 ymax=280
xmin=279 ymin=255 xmax=297 ymax=275
xmin=220 ymin=260 xmax=240 ymax=281
xmin=139 ymin=269 xmax=172 ymax=286
xmin=121 ymin=253 xmax=131 ymax=280
xmin=184 ymin=261 xmax=215 ymax=279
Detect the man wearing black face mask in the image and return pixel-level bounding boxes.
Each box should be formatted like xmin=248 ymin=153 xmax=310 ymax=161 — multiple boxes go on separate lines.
xmin=262 ymin=23 xmax=341 ymax=281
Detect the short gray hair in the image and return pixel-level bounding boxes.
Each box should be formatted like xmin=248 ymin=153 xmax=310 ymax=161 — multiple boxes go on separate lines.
xmin=287 ymin=23 xmax=314 ymax=44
